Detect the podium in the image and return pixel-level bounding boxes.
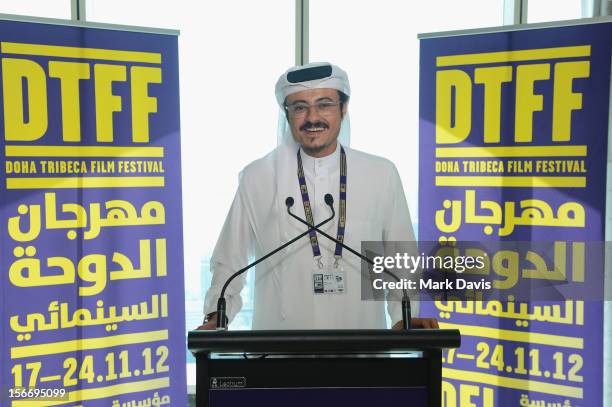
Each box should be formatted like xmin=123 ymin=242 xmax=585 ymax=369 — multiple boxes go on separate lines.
xmin=188 ymin=329 xmax=460 ymax=407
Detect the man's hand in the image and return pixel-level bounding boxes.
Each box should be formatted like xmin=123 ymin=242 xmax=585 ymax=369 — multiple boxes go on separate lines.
xmin=392 ymin=318 xmax=439 ymax=330
xmin=196 ymin=314 xmax=218 ymax=330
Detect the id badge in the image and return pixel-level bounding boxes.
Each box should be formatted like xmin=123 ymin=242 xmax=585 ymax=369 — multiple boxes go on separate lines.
xmin=312 ymin=260 xmax=345 ymax=294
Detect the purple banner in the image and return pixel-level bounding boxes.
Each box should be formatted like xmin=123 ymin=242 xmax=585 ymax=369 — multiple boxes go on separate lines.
xmin=419 ymin=21 xmax=612 ymax=406
xmin=0 ymin=18 xmax=186 ymax=406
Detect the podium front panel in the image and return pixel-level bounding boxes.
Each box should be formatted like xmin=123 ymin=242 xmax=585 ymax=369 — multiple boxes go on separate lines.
xmin=210 ymin=387 xmax=427 ymax=406
xmin=198 ymin=353 xmax=435 ymax=407
xmin=189 ymin=329 xmax=460 ymax=407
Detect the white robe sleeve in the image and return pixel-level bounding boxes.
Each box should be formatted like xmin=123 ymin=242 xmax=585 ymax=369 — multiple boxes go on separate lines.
xmin=382 ymin=164 xmax=420 ymax=325
xmin=203 ymin=185 xmax=255 ymax=323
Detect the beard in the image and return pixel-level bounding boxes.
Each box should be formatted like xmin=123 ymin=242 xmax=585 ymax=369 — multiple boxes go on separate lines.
xmin=294 ymin=134 xmax=339 ymax=157
xmin=297 ymin=122 xmax=338 ymax=153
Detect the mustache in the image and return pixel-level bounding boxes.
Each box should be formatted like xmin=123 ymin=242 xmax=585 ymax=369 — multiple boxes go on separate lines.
xmin=300 ymin=121 xmax=329 ymax=131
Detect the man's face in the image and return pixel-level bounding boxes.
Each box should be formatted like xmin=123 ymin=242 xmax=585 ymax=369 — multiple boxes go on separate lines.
xmin=285 ymin=88 xmax=347 ymax=157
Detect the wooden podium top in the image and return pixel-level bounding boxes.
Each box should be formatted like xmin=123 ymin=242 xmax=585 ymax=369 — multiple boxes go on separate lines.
xmin=188 ymin=329 xmax=460 ymax=354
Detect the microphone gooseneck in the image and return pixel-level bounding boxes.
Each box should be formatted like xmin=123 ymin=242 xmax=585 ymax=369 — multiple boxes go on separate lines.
xmin=214 ymin=196 xmax=336 ymax=330
xmin=286 ymin=200 xmax=412 ymax=330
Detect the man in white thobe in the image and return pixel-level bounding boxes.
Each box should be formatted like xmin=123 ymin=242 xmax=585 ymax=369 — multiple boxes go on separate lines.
xmin=199 ymin=62 xmax=437 ymax=330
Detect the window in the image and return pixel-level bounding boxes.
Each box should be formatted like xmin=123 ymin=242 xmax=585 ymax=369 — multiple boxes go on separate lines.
xmin=0 ymin=0 xmax=70 ymax=19
xmin=527 ymin=0 xmax=586 ymax=23
xmin=309 ymin=0 xmax=505 ymax=226
xmin=86 ymin=0 xmax=293 ymax=387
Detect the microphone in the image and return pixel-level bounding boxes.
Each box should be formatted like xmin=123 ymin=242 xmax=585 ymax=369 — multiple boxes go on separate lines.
xmin=287 ymin=198 xmax=412 ymax=330
xmin=288 ymin=194 xmax=333 ymax=211
xmin=324 ymin=193 xmax=334 ymax=206
xmin=214 ymin=197 xmax=336 ymax=330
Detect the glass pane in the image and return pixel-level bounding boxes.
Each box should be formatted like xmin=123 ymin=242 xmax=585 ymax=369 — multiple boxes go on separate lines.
xmin=528 ymin=0 xmax=584 ymax=23
xmin=0 ymin=0 xmax=71 ymax=19
xmin=310 ymin=0 xmax=504 ymax=224
xmin=87 ymin=0 xmax=294 ymax=385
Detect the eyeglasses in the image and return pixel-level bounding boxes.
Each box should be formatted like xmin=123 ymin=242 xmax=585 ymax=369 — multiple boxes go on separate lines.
xmin=285 ymin=101 xmax=341 ymax=117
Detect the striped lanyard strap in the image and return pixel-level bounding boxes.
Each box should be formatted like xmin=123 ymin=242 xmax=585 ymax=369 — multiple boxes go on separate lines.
xmin=297 ymin=146 xmax=347 ymax=269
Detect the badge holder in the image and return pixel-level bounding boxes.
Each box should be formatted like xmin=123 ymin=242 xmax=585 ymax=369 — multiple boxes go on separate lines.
xmin=312 ymin=256 xmax=345 ymax=294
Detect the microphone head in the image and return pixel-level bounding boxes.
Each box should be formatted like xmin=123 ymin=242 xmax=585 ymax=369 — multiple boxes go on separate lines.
xmin=285 ymin=197 xmax=295 ymax=208
xmin=324 ymin=194 xmax=334 ymax=206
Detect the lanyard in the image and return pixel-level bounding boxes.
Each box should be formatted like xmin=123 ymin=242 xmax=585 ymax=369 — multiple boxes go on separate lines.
xmin=297 ymin=146 xmax=347 ymax=268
